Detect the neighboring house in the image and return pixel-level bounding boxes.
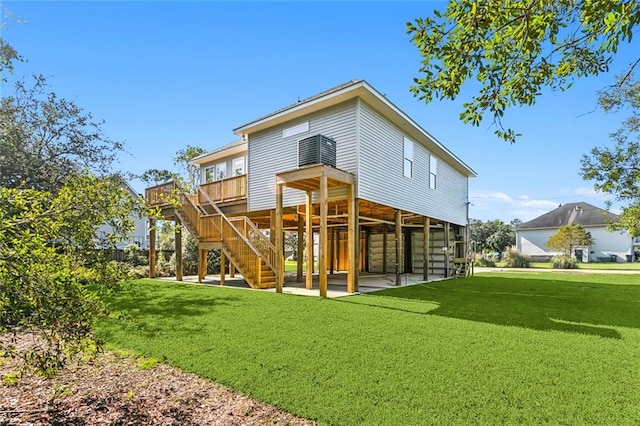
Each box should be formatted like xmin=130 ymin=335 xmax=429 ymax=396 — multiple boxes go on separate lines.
xmin=146 ymin=80 xmax=476 ymax=296
xmin=97 ymin=181 xmax=148 ymax=249
xmin=516 ymin=202 xmax=637 ymax=262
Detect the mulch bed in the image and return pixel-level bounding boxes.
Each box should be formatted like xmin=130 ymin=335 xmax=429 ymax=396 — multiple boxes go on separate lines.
xmin=0 ymin=334 xmax=313 ymax=425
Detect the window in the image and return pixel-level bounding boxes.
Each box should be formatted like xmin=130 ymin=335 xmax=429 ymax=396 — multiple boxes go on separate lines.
xmin=232 ymin=157 xmax=245 ymax=176
xmin=204 ymin=162 xmax=227 ymax=182
xmin=429 ymin=156 xmax=438 ymax=189
xmin=215 ymin=162 xmax=227 ymax=180
xmin=283 ymin=122 xmax=309 ymax=138
xmin=403 ymin=137 xmax=413 ymax=178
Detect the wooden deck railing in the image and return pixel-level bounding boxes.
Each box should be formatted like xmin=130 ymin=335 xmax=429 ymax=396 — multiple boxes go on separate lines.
xmin=197 ymin=186 xmax=274 ymax=287
xmin=145 ymin=181 xmax=176 ymax=206
xmin=199 ymin=174 xmax=247 ymax=204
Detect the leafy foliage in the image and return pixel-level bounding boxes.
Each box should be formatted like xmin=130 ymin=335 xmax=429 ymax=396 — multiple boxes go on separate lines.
xmin=0 ymin=174 xmax=144 ymax=374
xmin=408 ymin=0 xmax=640 ymax=142
xmin=174 ymin=145 xmax=206 ymax=193
xmin=581 ymin=74 xmax=640 ymax=235
xmin=546 ymin=224 xmax=595 ymax=255
xmin=469 ymin=218 xmax=516 ymax=252
xmin=0 ymin=75 xmax=124 ymax=192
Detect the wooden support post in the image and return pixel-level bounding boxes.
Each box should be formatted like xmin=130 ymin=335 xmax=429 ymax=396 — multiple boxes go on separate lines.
xmin=382 ymin=224 xmax=387 ymax=275
xmin=347 ymin=186 xmax=358 ymax=293
xmin=395 ymin=209 xmax=402 ymax=286
xmin=297 ymin=213 xmax=304 ymax=282
xmin=319 ymin=175 xmax=328 ymax=298
xmin=175 ymin=218 xmax=183 ymax=281
xmin=423 ymin=216 xmax=430 ymax=282
xmin=220 ymin=250 xmax=225 ymax=286
xmin=275 ymin=183 xmax=284 ymax=293
xmin=444 ymin=222 xmax=450 ymax=278
xmin=198 ymin=248 xmax=207 ymax=283
xmin=270 ymin=209 xmax=276 ymax=245
xmin=149 ymin=218 xmax=156 ymax=278
xmin=335 ymin=230 xmax=341 ymax=272
xmin=305 ymin=191 xmax=313 ymax=290
xmin=329 ymin=227 xmax=335 ymax=275
xmin=229 ymin=263 xmax=235 ymax=278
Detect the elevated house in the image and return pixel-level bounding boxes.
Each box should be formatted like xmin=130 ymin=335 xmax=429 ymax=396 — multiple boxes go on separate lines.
xmin=146 ymin=80 xmax=476 ymax=296
xmin=516 ymin=202 xmax=637 ymax=262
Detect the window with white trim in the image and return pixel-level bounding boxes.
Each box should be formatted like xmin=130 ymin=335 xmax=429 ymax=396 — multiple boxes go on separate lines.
xmin=232 ymin=157 xmax=245 ymax=176
xmin=215 ymin=162 xmax=227 ymax=180
xmin=204 ymin=162 xmax=228 ymax=182
xmin=429 ymin=155 xmax=438 ymax=189
xmin=403 ymin=137 xmax=414 ymax=178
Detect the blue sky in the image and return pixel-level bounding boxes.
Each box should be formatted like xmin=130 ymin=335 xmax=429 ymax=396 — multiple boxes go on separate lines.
xmin=2 ymin=1 xmax=637 ymax=222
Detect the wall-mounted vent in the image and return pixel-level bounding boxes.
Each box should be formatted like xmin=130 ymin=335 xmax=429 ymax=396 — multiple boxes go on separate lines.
xmin=298 ymin=134 xmax=337 ymax=168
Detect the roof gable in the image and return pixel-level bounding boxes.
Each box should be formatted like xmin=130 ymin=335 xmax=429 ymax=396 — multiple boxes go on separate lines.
xmin=517 ymin=202 xmax=620 ymax=230
xmin=232 ymin=80 xmax=476 ymax=178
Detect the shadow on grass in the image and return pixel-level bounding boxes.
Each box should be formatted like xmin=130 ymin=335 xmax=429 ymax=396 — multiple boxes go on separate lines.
xmin=99 ymin=282 xmax=244 ymax=337
xmin=360 ymin=276 xmax=640 ymax=339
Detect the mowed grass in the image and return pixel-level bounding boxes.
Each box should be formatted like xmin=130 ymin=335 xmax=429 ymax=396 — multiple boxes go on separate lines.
xmin=95 ymin=273 xmax=640 ymax=425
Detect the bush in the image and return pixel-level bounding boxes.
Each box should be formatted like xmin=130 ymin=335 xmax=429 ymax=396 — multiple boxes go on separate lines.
xmin=475 ymin=256 xmax=496 ymax=267
xmin=503 ymin=249 xmax=530 ymax=268
xmin=552 ymin=254 xmax=577 ymax=269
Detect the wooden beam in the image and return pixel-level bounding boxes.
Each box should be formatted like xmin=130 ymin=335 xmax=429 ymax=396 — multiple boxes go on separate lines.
xmin=305 ymin=191 xmax=313 ymax=290
xmin=423 ymin=216 xmax=430 ymax=282
xmin=149 ymin=218 xmax=156 ymax=279
xmin=319 ymin=175 xmax=328 ymax=298
xmin=270 ymin=209 xmax=276 ymax=245
xmin=297 ymin=213 xmax=304 ymax=282
xmin=229 ymin=263 xmax=235 ymax=278
xmin=275 ymin=183 xmax=284 ymax=293
xmin=175 ymin=218 xmax=183 ymax=281
xmin=395 ymin=209 xmax=402 ymax=286
xmin=220 ymin=250 xmax=225 ymax=286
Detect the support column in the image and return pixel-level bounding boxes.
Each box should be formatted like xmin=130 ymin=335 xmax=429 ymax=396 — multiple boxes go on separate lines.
xmin=297 ymin=213 xmax=304 ymax=282
xmin=198 ymin=248 xmax=207 ymax=283
xmin=175 ymin=218 xmax=183 ymax=281
xmin=395 ymin=209 xmax=402 ymax=286
xmin=270 ymin=209 xmax=276 ymax=245
xmin=275 ymin=183 xmax=284 ymax=293
xmin=305 ymin=191 xmax=313 ymax=290
xmin=319 ymin=175 xmax=329 ymax=298
xmin=382 ymin=224 xmax=387 ymax=275
xmin=347 ymin=186 xmax=358 ymax=293
xmin=444 ymin=222 xmax=451 ymax=278
xmin=149 ymin=218 xmax=156 ymax=278
xmin=423 ymin=216 xmax=430 ymax=282
xmin=220 ymin=250 xmax=226 ymax=286
xmin=229 ymin=263 xmax=235 ymax=278
xmin=329 ymin=228 xmax=335 ymax=275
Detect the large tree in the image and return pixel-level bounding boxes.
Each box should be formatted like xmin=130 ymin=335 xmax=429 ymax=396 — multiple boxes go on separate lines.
xmin=581 ymin=75 xmax=640 ymax=235
xmin=469 ymin=218 xmax=516 ymax=252
xmin=0 ymin=75 xmax=124 ymax=191
xmin=174 ymin=145 xmax=206 ymax=193
xmin=546 ymin=224 xmax=595 ymax=255
xmin=408 ymin=0 xmax=639 ymax=142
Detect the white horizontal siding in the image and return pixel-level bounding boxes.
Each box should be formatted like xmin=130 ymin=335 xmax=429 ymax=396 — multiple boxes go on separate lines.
xmin=357 ymin=101 xmax=468 ymax=225
xmin=248 ymin=100 xmax=358 ymax=211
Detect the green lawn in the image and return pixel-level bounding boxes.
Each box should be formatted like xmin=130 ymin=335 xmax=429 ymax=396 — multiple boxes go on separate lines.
xmin=497 ymin=261 xmax=640 ymax=270
xmin=95 ymin=273 xmax=640 ymax=425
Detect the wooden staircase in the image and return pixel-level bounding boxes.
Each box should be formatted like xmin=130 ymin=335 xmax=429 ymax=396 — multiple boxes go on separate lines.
xmin=174 ymin=189 xmax=277 ymax=289
xmin=451 ymin=241 xmax=475 ymax=278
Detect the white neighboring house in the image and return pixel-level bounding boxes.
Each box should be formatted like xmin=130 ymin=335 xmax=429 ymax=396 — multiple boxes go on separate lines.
xmin=96 ymin=182 xmax=148 ymax=250
xmin=515 ymin=202 xmax=637 ymax=262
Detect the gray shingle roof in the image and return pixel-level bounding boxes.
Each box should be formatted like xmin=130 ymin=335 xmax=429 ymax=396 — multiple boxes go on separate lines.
xmin=517 ymin=202 xmax=619 ymax=230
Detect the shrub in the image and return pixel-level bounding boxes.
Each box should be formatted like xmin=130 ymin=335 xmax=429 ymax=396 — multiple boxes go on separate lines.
xmin=503 ymin=249 xmax=530 ymax=268
xmin=552 ymin=254 xmax=577 ymax=269
xmin=475 ymin=256 xmax=496 ymax=267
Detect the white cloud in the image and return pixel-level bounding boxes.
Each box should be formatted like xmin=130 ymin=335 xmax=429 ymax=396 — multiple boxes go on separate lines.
xmin=470 ymin=191 xmax=559 ymax=222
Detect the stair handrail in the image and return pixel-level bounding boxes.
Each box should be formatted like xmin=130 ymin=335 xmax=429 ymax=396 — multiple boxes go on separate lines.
xmin=238 ymin=217 xmax=277 ymax=272
xmin=177 ymin=192 xmax=201 ymax=235
xmin=197 ymin=187 xmax=271 ymax=280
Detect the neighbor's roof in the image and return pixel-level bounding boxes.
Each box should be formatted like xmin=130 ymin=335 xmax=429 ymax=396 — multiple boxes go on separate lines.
xmin=517 ymin=202 xmax=620 ymax=230
xmin=190 ymin=139 xmax=247 ymax=166
xmin=232 ymin=80 xmax=476 ymax=178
